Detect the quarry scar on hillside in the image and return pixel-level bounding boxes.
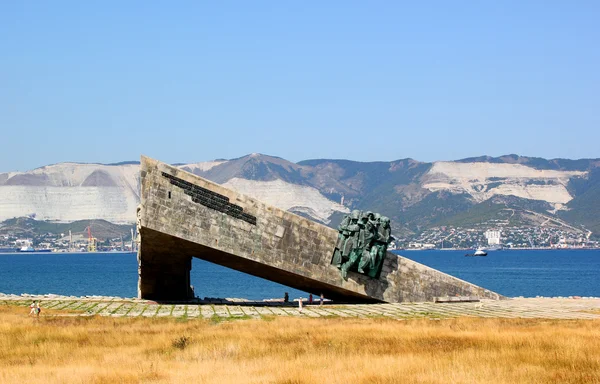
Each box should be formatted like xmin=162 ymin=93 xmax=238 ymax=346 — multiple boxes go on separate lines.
xmin=137 ymin=156 xmax=503 ymax=303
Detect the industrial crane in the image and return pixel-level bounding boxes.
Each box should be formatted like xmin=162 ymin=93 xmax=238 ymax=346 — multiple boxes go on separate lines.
xmin=86 ymin=226 xmax=97 ymax=252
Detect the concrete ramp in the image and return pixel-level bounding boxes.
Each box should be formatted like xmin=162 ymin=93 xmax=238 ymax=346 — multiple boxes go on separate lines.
xmin=138 ymin=156 xmax=503 ymax=303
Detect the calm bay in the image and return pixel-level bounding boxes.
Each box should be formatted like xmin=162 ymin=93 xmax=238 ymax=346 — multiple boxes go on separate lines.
xmin=400 ymin=249 xmax=600 ymax=298
xmin=0 ymin=249 xmax=598 ymax=299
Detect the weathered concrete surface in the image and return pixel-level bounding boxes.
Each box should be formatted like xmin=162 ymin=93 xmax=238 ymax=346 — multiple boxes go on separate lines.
xmin=138 ymin=156 xmax=504 ymax=303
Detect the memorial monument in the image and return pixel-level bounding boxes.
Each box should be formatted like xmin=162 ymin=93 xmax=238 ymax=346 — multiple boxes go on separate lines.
xmin=137 ymin=156 xmax=503 ymax=303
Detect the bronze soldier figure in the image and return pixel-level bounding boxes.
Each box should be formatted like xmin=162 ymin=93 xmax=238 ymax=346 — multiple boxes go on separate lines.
xmin=341 ymin=211 xmax=375 ymax=279
xmin=332 ymin=209 xmax=395 ymax=279
xmin=358 ymin=213 xmax=381 ymax=273
xmin=331 ymin=211 xmax=351 ymax=268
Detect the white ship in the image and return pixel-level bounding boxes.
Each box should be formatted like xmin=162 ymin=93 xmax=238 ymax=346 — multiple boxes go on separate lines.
xmin=465 ymin=247 xmax=487 ymax=257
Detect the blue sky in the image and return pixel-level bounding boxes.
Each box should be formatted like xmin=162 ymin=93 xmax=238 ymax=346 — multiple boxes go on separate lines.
xmin=1 ymin=1 xmax=599 ymax=172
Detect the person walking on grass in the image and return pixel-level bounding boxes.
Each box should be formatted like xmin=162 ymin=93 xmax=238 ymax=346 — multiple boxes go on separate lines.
xmin=28 ymin=301 xmax=41 ymax=318
xmin=298 ymin=298 xmax=303 ymax=312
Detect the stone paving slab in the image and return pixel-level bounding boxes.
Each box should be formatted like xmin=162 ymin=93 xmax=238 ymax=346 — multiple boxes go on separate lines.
xmin=112 ymin=303 xmax=135 ymax=317
xmin=41 ymin=300 xmax=63 ymax=309
xmin=87 ymin=302 xmax=112 ymax=315
xmin=15 ymin=300 xmax=34 ymax=307
xmin=199 ymin=305 xmax=214 ymax=318
xmin=319 ymin=307 xmax=351 ymax=317
xmin=299 ymin=308 xmax=321 ymax=318
xmin=186 ymin=305 xmax=200 ymax=318
xmin=126 ymin=303 xmax=148 ymax=317
xmin=74 ymin=301 xmax=101 ymax=312
xmin=212 ymin=305 xmax=229 ymax=318
xmin=254 ymin=307 xmax=275 ymax=317
xmin=172 ymin=305 xmax=187 ymax=317
xmin=335 ymin=308 xmax=367 ymax=318
xmin=281 ymin=308 xmax=302 ymax=316
xmin=64 ymin=301 xmax=88 ymax=311
xmin=2 ymin=295 xmax=600 ymax=321
xmin=304 ymin=307 xmax=335 ymax=317
xmin=98 ymin=302 xmax=124 ymax=316
xmin=268 ymin=307 xmax=289 ymax=316
xmin=156 ymin=305 xmax=174 ymax=317
xmin=240 ymin=306 xmax=261 ymax=317
xmin=227 ymin=305 xmax=247 ymax=317
xmin=141 ymin=305 xmax=159 ymax=317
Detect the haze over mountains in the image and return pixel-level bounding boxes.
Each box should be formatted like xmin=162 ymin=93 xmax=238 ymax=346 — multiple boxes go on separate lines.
xmin=1 ymin=154 xmax=599 ymax=237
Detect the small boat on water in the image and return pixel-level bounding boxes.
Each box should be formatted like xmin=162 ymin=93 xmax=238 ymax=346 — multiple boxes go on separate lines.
xmin=465 ymin=248 xmax=488 ymax=257
xmin=18 ymin=246 xmax=52 ymax=253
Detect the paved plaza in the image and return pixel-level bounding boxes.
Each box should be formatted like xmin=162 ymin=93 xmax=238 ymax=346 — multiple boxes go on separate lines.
xmin=2 ymin=294 xmax=599 ymax=320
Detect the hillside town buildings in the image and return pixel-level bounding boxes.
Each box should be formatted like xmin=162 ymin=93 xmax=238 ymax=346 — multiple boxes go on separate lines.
xmin=400 ymin=225 xmax=597 ymax=250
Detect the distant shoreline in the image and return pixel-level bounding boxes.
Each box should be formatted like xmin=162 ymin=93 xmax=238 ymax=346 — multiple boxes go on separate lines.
xmin=2 ymin=248 xmax=599 ymax=255
xmin=0 ymin=250 xmax=137 ymax=255
xmin=396 ymin=247 xmax=600 ymax=251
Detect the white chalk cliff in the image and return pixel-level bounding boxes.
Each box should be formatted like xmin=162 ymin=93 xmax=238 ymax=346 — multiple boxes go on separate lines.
xmin=0 ymin=163 xmax=141 ymax=224
xmin=422 ymin=162 xmax=586 ymax=211
xmin=0 ymin=160 xmax=348 ymax=224
xmin=0 ymin=156 xmax=592 ymax=225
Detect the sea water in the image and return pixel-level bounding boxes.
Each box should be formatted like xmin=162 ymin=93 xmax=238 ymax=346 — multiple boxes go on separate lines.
xmin=0 ymin=249 xmax=598 ymax=299
xmin=0 ymin=253 xmax=307 ymax=300
xmin=399 ymin=249 xmax=600 ymax=298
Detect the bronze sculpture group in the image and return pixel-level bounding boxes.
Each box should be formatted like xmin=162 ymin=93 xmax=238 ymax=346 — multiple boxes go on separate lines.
xmin=331 ymin=210 xmax=394 ymax=279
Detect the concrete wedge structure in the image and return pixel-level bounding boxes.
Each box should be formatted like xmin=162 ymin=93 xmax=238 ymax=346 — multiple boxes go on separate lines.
xmin=138 ymin=156 xmax=504 ymax=303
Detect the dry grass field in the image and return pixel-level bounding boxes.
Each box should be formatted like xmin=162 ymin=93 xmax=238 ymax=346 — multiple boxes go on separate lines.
xmin=1 ymin=305 xmax=599 ymax=384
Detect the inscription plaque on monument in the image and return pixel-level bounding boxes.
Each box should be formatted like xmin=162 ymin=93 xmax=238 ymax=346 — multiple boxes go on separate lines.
xmin=162 ymin=172 xmax=257 ymax=225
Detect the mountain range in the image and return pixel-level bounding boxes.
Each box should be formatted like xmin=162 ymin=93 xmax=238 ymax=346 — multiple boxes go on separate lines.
xmin=1 ymin=153 xmax=599 ymax=238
